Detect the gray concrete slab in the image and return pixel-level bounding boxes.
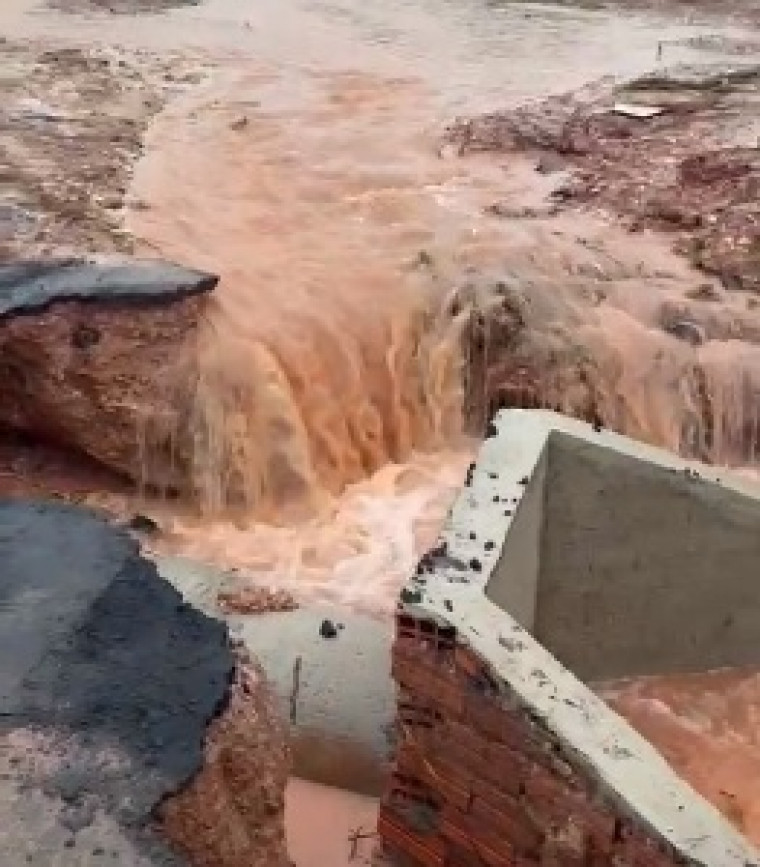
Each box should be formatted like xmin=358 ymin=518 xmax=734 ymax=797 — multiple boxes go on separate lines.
xmin=157 ymin=555 xmax=396 ymax=796
xmin=537 ymin=431 xmax=760 ymax=681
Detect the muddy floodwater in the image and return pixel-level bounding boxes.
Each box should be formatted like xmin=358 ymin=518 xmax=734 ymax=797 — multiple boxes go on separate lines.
xmin=2 ymin=0 xmax=760 ymax=858
xmin=2 ymin=0 xmax=757 ymax=609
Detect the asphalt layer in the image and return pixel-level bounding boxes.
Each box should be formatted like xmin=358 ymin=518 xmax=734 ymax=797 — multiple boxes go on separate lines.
xmin=0 ymin=500 xmax=234 ymax=864
xmin=0 ymin=259 xmax=218 ymax=320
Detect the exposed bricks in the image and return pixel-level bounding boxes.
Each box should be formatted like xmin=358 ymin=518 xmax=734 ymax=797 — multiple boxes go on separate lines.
xmin=379 ymin=613 xmax=685 ymax=867
xmin=379 ymin=809 xmax=446 ymax=867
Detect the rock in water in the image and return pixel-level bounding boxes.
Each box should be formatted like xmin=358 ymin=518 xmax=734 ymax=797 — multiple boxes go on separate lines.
xmin=0 ymin=259 xmax=218 ymax=492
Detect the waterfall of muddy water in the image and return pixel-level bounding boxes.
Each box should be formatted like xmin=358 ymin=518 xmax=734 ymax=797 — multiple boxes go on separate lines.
xmin=600 ymin=670 xmax=760 ymax=847
xmin=126 ymin=68 xmax=494 ymax=612
xmin=130 ymin=71 xmax=479 ymax=518
xmin=2 ymin=0 xmax=753 ymax=610
xmin=126 ymin=51 xmax=760 ymax=610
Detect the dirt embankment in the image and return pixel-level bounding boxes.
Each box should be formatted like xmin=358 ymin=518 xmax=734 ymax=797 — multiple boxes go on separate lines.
xmin=0 ymin=37 xmax=216 ymax=502
xmin=161 ymin=655 xmax=292 ymax=867
xmin=448 ymin=56 xmax=760 ymax=461
xmin=448 ymin=63 xmax=760 ymax=295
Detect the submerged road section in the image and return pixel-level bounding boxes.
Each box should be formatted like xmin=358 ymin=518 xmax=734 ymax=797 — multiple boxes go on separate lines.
xmin=0 ymin=500 xmax=233 ymax=865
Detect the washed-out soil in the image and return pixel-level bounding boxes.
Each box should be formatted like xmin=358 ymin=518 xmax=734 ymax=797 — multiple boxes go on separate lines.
xmin=0 ymin=427 xmax=132 ymax=502
xmin=447 ymin=62 xmax=760 ymax=296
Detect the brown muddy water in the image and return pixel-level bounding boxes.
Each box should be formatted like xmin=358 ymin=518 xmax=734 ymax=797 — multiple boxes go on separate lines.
xmin=3 ymin=0 xmax=760 ymax=855
xmin=4 ymin=0 xmax=757 ymax=607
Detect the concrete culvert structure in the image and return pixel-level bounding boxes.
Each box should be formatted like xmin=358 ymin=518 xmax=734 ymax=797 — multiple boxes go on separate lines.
xmin=380 ymin=409 xmax=760 ymax=867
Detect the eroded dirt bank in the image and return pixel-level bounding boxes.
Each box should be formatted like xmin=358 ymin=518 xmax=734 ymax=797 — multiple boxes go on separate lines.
xmin=448 ymin=59 xmax=760 ymax=465
xmin=0 ymin=36 xmax=211 ymax=259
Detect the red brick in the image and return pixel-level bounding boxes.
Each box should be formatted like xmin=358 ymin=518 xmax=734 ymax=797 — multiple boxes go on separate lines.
xmin=393 ymin=656 xmax=463 ymax=716
xmin=438 ymin=719 xmax=489 ymax=758
xmin=431 ymin=731 xmax=526 ymax=800
xmin=521 ymin=763 xmax=592 ymax=829
xmin=382 ymin=637 xmax=683 ymax=867
xmin=455 ymin=644 xmax=487 ymax=680
xmin=485 ymin=741 xmax=535 ymax=795
xmin=377 ymin=810 xmax=446 ymax=867
xmin=470 ymin=777 xmax=523 ymax=818
xmin=439 ymin=809 xmax=519 ymax=867
xmin=469 ymin=795 xmax=544 ymax=855
xmin=617 ymin=835 xmax=675 ymax=867
xmin=463 ymin=691 xmax=517 ymax=741
xmin=539 ymin=845 xmax=586 ymax=867
xmin=396 ymin=742 xmax=424 ymax=777
xmin=579 ymin=804 xmax=618 ymax=853
xmin=463 ymin=692 xmax=551 ymax=762
xmin=425 ymin=760 xmax=472 ymax=812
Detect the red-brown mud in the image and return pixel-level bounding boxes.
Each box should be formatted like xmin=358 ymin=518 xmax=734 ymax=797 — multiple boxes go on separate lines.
xmin=447 ymin=63 xmax=760 ymax=295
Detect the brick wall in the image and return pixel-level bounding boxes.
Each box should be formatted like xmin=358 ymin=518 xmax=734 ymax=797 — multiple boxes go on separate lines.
xmin=378 ymin=611 xmax=684 ymax=867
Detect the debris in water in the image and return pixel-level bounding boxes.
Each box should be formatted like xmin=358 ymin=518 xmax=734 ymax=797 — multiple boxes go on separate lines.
xmin=611 ymin=102 xmax=666 ymax=119
xmin=127 ymin=514 xmax=159 ymax=534
xmin=662 ymin=317 xmax=706 ymax=347
xmin=218 ymin=586 xmax=298 ymax=615
xmin=319 ymin=618 xmax=339 ymax=639
xmin=535 ymin=153 xmax=565 ymax=175
xmin=290 ymin=655 xmax=302 ymax=724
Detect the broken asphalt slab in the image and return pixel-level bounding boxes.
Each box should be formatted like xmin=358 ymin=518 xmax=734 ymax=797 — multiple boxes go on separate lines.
xmin=0 ymin=259 xmax=218 ymax=320
xmin=0 ymin=500 xmax=233 ymax=864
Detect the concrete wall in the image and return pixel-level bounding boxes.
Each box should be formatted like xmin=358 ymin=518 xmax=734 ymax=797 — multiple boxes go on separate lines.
xmin=536 ymin=431 xmax=760 ymax=682
xmin=486 ymin=445 xmax=547 ymax=632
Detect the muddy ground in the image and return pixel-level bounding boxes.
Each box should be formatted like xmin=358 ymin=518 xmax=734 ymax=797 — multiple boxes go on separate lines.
xmin=0 ymin=33 xmax=214 ymax=499
xmin=447 ymin=38 xmax=760 ymax=454
xmin=0 ymin=39 xmax=209 ymax=260
xmin=448 ymin=61 xmax=760 ymax=295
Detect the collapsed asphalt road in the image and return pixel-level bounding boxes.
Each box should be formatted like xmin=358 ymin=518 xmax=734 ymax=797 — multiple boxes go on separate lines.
xmin=0 ymin=500 xmax=233 ymax=864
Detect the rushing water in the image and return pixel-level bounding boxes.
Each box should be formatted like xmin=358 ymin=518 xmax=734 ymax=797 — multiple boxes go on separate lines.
xmin=80 ymin=0 xmax=753 ymax=607
xmin=4 ymin=0 xmax=760 ymax=843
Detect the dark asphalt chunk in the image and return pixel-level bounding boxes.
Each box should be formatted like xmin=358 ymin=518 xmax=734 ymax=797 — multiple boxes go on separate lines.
xmin=0 ymin=259 xmax=218 ymax=320
xmin=0 ymin=500 xmax=234 ymax=863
